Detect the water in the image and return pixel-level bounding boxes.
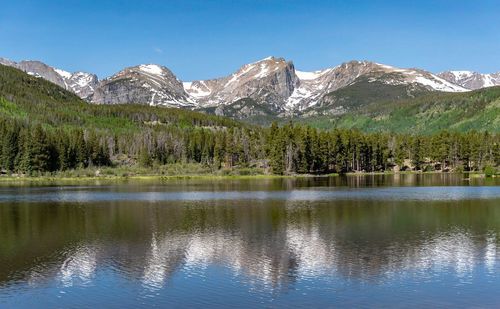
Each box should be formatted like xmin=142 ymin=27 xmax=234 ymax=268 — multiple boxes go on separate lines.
xmin=1 ymin=174 xmax=499 ymax=308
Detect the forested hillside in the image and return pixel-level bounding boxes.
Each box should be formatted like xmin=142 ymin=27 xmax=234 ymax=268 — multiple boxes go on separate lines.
xmin=303 ymin=86 xmax=500 ymax=133
xmin=0 ymin=64 xmax=498 ymax=176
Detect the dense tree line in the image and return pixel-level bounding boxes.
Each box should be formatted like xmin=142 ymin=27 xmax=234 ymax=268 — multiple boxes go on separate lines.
xmin=1 ymin=117 xmax=498 ymax=175
xmin=0 ymin=119 xmax=110 ymax=173
xmin=266 ymin=123 xmax=498 ymax=174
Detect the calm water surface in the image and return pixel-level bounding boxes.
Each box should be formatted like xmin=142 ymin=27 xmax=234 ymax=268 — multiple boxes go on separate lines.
xmin=1 ymin=174 xmax=500 ymax=308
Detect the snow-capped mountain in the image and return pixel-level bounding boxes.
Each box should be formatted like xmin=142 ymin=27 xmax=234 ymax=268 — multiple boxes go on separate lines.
xmin=0 ymin=58 xmax=98 ymax=100
xmin=438 ymin=71 xmax=500 ymax=90
xmin=53 ymin=68 xmax=99 ymax=100
xmin=185 ymin=58 xmax=468 ymax=113
xmin=92 ymin=64 xmax=193 ymax=107
xmin=2 ymin=55 xmax=497 ymax=117
xmin=184 ymin=57 xmax=298 ymax=112
xmin=285 ymin=61 xmax=465 ymax=111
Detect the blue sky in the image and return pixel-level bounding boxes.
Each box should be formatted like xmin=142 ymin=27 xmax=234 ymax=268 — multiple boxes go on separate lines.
xmin=1 ymin=0 xmax=499 ymax=80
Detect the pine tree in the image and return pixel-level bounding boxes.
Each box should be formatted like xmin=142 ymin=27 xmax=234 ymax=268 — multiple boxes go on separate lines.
xmin=16 ymin=128 xmax=33 ymax=174
xmin=1 ymin=124 xmax=19 ymax=171
xmin=267 ymin=122 xmax=285 ymax=174
xmin=30 ymin=125 xmax=51 ymax=172
xmin=412 ymin=137 xmax=424 ymax=171
xmin=138 ymin=145 xmax=152 ymax=167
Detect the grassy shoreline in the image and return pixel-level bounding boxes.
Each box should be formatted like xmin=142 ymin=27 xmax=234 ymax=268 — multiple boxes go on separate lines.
xmin=0 ymin=174 xmax=299 ymax=183
xmin=0 ymin=169 xmax=495 ymax=184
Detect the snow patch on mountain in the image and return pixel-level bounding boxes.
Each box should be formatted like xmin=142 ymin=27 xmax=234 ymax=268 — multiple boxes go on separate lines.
xmin=183 ymin=81 xmax=212 ymax=98
xmin=295 ymin=69 xmax=332 ymax=81
xmin=71 ymin=72 xmax=95 ymax=88
xmin=27 ymin=71 xmax=42 ymax=78
xmin=483 ymin=74 xmax=495 ymax=87
xmin=139 ymin=64 xmax=164 ymax=76
xmin=450 ymin=71 xmax=474 ymax=79
xmin=224 ymin=57 xmax=282 ymax=88
xmin=55 ymin=68 xmax=72 ymax=79
xmin=413 ymin=75 xmax=466 ymax=92
xmin=374 ymin=63 xmax=407 ymax=73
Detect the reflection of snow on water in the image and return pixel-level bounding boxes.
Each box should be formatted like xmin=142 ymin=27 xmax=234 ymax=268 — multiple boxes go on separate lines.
xmin=183 ymin=232 xmax=288 ymax=289
xmin=409 ymin=230 xmax=476 ymax=277
xmin=138 ymin=225 xmax=500 ymax=291
xmin=59 ymin=245 xmax=97 ymax=287
xmin=141 ymin=233 xmax=190 ymax=291
xmin=440 ymin=233 xmax=474 ymax=275
xmin=184 ymin=233 xmax=244 ymax=273
xmin=2 ymin=186 xmax=500 ymax=203
xmin=142 ymin=234 xmax=165 ymax=290
xmin=286 ymin=225 xmax=336 ymax=277
xmin=485 ymin=232 xmax=497 ymax=273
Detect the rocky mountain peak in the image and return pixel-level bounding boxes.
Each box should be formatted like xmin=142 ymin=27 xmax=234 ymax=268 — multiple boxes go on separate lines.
xmin=285 ymin=60 xmax=468 ymax=111
xmin=0 ymin=57 xmax=17 ymax=67
xmin=3 ymin=55 xmax=497 ymax=118
xmin=225 ymin=56 xmax=291 ymax=86
xmin=184 ymin=56 xmax=299 ymax=111
xmin=66 ymin=72 xmax=99 ymax=100
xmin=0 ymin=57 xmax=98 ymax=100
xmin=91 ymin=63 xmax=192 ymax=107
xmin=438 ymin=70 xmax=500 ymax=90
xmin=16 ymin=60 xmax=68 ymax=88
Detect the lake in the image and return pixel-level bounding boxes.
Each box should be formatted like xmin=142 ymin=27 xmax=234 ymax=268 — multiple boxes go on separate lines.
xmin=1 ymin=174 xmax=500 ymax=308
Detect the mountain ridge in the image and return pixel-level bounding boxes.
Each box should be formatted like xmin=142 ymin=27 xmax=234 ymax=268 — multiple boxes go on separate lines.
xmin=1 ymin=56 xmax=499 ymax=119
xmin=438 ymin=70 xmax=500 ymax=90
xmin=1 ymin=62 xmax=498 ymax=134
xmin=0 ymin=58 xmax=98 ymax=100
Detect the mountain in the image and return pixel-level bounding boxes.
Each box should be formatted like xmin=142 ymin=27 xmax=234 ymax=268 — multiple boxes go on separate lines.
xmin=438 ymin=71 xmax=500 ymax=90
xmin=2 ymin=55 xmax=498 ymax=123
xmin=184 ymin=56 xmax=299 ymax=113
xmin=187 ymin=58 xmax=467 ymax=119
xmin=184 ymin=57 xmax=467 ymax=118
xmin=0 ymin=63 xmax=240 ymax=131
xmin=0 ymin=57 xmax=98 ymax=100
xmin=302 ymin=73 xmax=430 ymax=117
xmin=287 ymin=61 xmax=466 ymax=113
xmin=54 ymin=69 xmax=98 ymax=100
xmin=4 ymin=56 xmax=492 ymax=135
xmin=91 ymin=64 xmax=193 ymax=107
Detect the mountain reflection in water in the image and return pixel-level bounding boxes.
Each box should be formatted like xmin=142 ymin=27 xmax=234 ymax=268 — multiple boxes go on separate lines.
xmin=1 ymin=176 xmax=499 ymax=308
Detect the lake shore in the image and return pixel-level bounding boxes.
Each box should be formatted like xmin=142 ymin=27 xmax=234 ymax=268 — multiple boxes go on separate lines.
xmin=0 ymin=169 xmax=494 ymax=184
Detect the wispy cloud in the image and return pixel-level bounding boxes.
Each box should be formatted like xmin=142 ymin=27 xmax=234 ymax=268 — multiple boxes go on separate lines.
xmin=153 ymin=47 xmax=163 ymax=54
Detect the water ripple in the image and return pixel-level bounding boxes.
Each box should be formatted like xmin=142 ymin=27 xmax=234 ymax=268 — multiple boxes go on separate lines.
xmin=0 ymin=186 xmax=499 ymax=203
